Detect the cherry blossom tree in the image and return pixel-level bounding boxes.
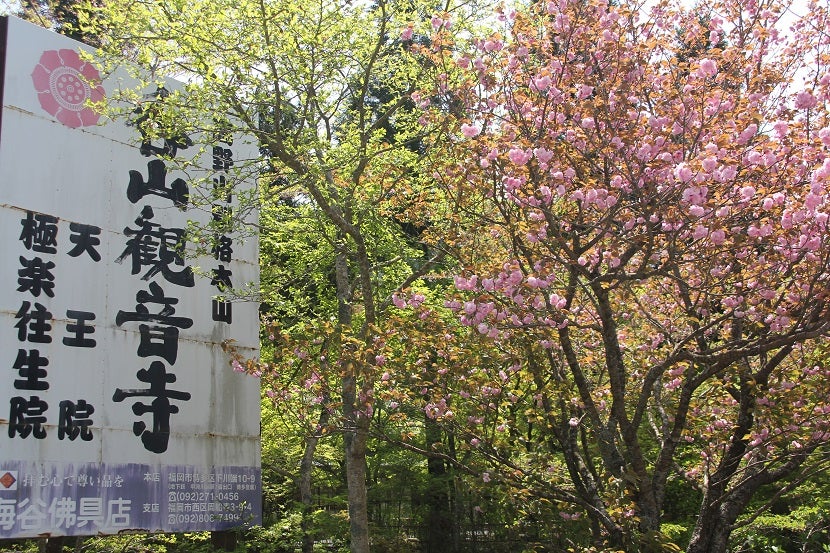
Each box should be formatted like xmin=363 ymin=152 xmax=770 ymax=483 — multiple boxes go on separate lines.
xmin=414 ymin=0 xmax=830 ymax=549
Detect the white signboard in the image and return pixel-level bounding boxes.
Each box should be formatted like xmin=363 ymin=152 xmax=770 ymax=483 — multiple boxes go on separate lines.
xmin=0 ymin=17 xmax=261 ymax=537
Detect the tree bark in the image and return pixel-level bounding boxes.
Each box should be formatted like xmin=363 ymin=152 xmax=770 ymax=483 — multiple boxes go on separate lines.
xmin=686 ymin=445 xmax=815 ymax=553
xmin=687 ymin=512 xmax=734 ymax=553
xmin=422 ymin=416 xmax=454 ymax=553
xmin=333 ymin=239 xmax=371 ymax=553
xmin=686 ymin=489 xmax=752 ymax=553
xmin=299 ymin=401 xmax=331 ymax=553
xmin=344 ymin=405 xmax=371 ymax=553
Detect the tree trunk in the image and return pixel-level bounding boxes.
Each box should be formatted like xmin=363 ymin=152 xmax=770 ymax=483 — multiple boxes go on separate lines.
xmin=686 ymin=479 xmax=756 ymax=553
xmin=686 ymin=512 xmax=734 ymax=553
xmin=210 ymin=531 xmax=237 ymax=551
xmin=332 ymin=235 xmax=371 ymax=553
xmin=42 ymin=537 xmax=66 ymax=553
xmin=422 ymin=416 xmax=454 ymax=553
xmin=299 ymin=402 xmax=330 ymax=553
xmin=344 ymin=402 xmax=371 ymax=553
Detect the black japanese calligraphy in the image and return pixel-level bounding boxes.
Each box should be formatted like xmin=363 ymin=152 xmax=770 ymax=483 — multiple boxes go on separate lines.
xmin=8 ymin=395 xmax=48 ymax=439
xmin=211 ymin=236 xmax=233 ymax=263
xmin=209 ymin=141 xmax=235 ymax=327
xmin=17 ymin=256 xmax=56 ymax=297
xmin=67 ymin=222 xmax=102 ymax=262
xmin=64 ymin=310 xmax=97 ymax=348
xmin=128 ymin=160 xmax=189 ymax=209
xmin=112 ymin=361 xmax=191 ymax=454
xmin=15 ymin=301 xmax=52 ymax=343
xmin=212 ymin=175 xmax=232 ymax=203
xmin=58 ymin=400 xmax=95 ymax=441
xmin=212 ymin=146 xmax=233 ymax=172
xmin=211 ymin=204 xmax=233 ymax=233
xmin=131 ymin=86 xmax=193 ymax=159
xmin=212 ymin=300 xmax=232 ymax=324
xmin=13 ymin=349 xmax=49 ymax=391
xmin=210 ymin=265 xmax=232 ymax=292
xmin=210 ymin=118 xmax=234 ymax=146
xmin=19 ymin=211 xmax=58 ymax=254
xmin=115 ymin=282 xmax=193 ymax=364
xmin=116 ymin=205 xmax=195 ymax=287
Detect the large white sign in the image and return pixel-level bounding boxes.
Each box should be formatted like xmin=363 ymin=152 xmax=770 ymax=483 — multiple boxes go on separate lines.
xmin=0 ymin=17 xmax=261 ymax=537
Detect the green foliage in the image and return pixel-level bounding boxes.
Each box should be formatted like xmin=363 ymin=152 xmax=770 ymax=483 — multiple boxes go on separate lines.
xmin=15 ymin=0 xmax=102 ymax=43
xmin=638 ymin=531 xmax=684 ymax=553
xmin=259 ymin=396 xmax=346 ymax=517
xmin=2 ymin=533 xmax=219 ymax=553
xmin=659 ymin=477 xmax=700 ymax=547
xmin=244 ymin=518 xmax=305 ymax=553
xmin=258 ymin=200 xmax=338 ymax=326
xmin=729 ymin=472 xmax=830 ymax=552
xmin=660 ymin=524 xmax=691 ymax=549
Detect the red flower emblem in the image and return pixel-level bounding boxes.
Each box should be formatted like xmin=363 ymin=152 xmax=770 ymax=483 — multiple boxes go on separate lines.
xmin=31 ymin=49 xmax=105 ymax=128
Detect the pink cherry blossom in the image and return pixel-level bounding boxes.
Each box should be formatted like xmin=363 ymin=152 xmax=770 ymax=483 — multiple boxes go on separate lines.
xmin=483 ymin=39 xmax=503 ymax=52
xmin=689 ymin=205 xmax=705 ymax=217
xmin=795 ymin=90 xmax=818 ymax=110
xmin=577 ymin=84 xmax=593 ymax=99
xmin=697 ymin=58 xmax=718 ymax=78
xmin=533 ymin=148 xmax=553 ymax=163
xmin=674 ymin=163 xmax=694 ymax=183
xmin=701 ymin=157 xmax=718 ymax=173
xmin=508 ymin=148 xmax=532 ymax=165
xmin=738 ymin=124 xmax=757 ymax=144
xmin=692 ymin=225 xmax=708 ymax=239
xmin=461 ymin=123 xmax=481 ymax=138
xmin=532 ymin=75 xmax=552 ymax=91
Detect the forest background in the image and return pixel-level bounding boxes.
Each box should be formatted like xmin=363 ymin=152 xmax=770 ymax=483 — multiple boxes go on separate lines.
xmin=2 ymin=0 xmax=830 ymax=551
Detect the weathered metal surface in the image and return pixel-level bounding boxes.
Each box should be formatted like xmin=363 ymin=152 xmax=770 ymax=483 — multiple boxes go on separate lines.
xmin=0 ymin=16 xmax=261 ymax=538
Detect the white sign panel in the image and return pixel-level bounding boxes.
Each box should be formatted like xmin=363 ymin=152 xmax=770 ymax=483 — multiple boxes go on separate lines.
xmin=0 ymin=17 xmax=261 ymax=537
